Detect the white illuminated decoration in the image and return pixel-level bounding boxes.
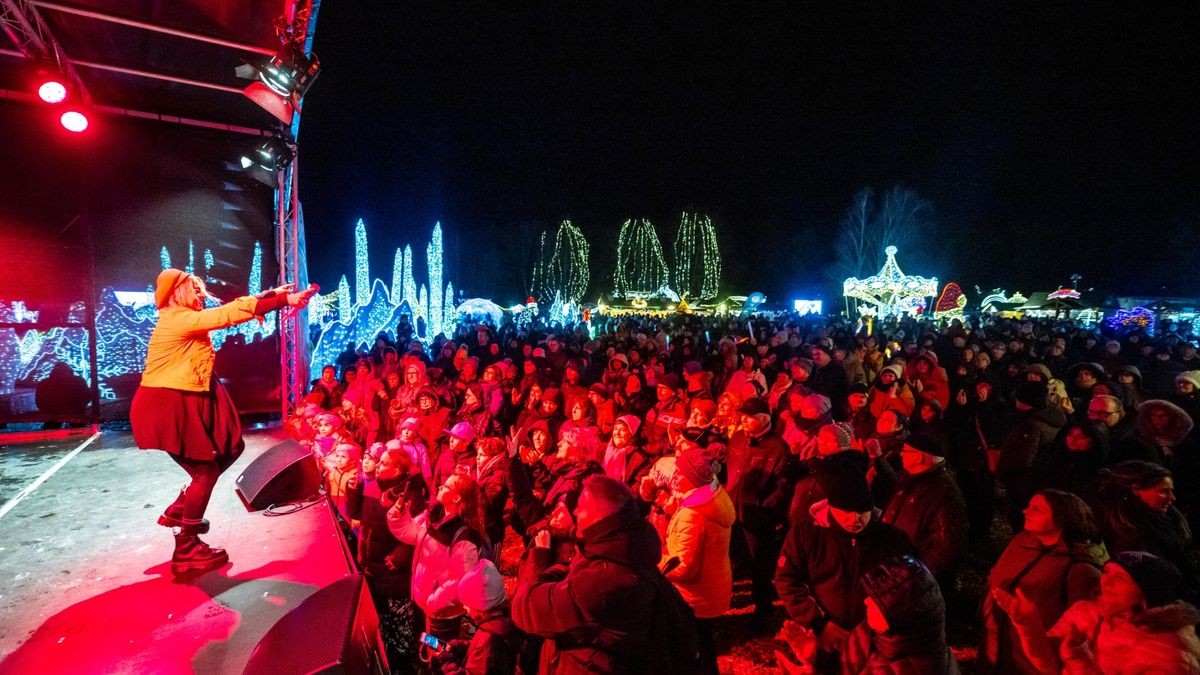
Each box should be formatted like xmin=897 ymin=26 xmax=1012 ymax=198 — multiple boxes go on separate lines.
xmin=843 ymin=246 xmax=938 ymax=317
xmin=456 ymin=298 xmax=504 ymax=328
xmin=309 ymin=221 xmax=459 ymax=374
xmin=613 ymin=219 xmax=669 ymax=299
xmin=1047 ymin=287 xmax=1081 ymax=300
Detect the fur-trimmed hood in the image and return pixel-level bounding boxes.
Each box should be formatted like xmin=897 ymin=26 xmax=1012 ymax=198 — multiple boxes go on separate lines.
xmin=1136 ymin=399 xmax=1194 ymax=444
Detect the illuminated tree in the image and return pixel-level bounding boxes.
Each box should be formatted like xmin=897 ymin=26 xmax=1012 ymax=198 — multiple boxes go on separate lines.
xmin=355 ymin=219 xmax=369 ymax=306
xmin=532 ymin=220 xmax=590 ymax=305
xmin=613 ymin=218 xmax=668 ymax=298
xmin=672 ymin=212 xmax=721 ymax=301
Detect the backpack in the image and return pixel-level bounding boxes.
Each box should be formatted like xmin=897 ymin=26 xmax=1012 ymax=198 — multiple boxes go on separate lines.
xmin=636 ymin=571 xmax=709 ymax=674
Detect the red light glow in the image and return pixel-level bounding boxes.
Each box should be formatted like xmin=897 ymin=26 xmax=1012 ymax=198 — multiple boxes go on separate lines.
xmin=60 ymin=110 xmax=89 ymax=133
xmin=37 ymin=80 xmax=68 ymax=104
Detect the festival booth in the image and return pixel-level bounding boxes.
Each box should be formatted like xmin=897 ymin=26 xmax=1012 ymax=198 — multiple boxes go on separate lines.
xmin=1017 ymin=288 xmax=1102 ymax=323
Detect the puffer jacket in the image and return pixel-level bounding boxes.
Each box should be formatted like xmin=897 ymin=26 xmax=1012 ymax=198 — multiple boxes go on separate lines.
xmin=386 ymin=503 xmax=483 ymax=619
xmin=775 ymin=499 xmax=914 ymax=632
xmin=998 ymin=404 xmax=1067 ymax=473
xmin=841 ymin=557 xmax=960 ymax=674
xmin=661 ymin=483 xmax=736 ymax=618
xmin=880 ymin=464 xmax=969 ymax=577
xmin=1045 ymin=600 xmax=1200 ymax=674
xmin=512 ymin=500 xmax=662 ymax=674
xmin=977 ymin=532 xmax=1106 ymax=675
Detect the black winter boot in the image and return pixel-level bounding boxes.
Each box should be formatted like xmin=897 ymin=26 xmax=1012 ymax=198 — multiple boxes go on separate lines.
xmin=157 ymin=488 xmax=210 ymax=533
xmin=170 ymin=524 xmax=228 ymax=577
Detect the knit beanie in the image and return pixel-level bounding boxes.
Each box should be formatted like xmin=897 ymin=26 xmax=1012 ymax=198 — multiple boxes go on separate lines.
xmin=675 ymin=446 xmax=717 ymax=487
xmin=818 ymin=423 xmax=853 ymax=452
xmin=860 ymin=555 xmax=943 ymax=628
xmin=823 ymin=463 xmax=873 ymax=512
xmin=881 ymin=364 xmax=904 ymax=380
xmin=1110 ymin=551 xmax=1183 ymax=608
xmin=154 ymin=268 xmax=190 ymax=309
xmin=457 ymin=559 xmax=507 ymax=613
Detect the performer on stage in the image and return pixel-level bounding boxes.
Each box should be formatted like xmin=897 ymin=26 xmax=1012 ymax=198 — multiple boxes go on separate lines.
xmin=131 ymin=268 xmax=317 ymax=577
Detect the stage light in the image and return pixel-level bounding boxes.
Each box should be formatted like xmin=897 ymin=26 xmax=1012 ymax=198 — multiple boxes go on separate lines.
xmin=60 ymin=109 xmax=89 ymax=132
xmin=38 ymin=79 xmax=67 ymax=104
xmin=259 ymin=47 xmax=320 ymax=98
xmin=240 ymin=135 xmax=294 ymax=171
xmin=237 ymin=46 xmax=320 ymax=124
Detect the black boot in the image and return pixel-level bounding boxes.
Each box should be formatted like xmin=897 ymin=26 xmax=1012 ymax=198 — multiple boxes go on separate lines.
xmin=157 ymin=488 xmax=210 ymax=533
xmin=171 ymin=524 xmax=228 ymax=577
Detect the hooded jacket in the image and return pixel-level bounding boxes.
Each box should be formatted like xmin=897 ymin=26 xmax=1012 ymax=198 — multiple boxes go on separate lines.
xmin=512 ymin=500 xmax=663 ymax=674
xmin=386 ymin=503 xmax=483 ymax=619
xmin=775 ymin=499 xmax=914 ymax=632
xmin=661 ymin=482 xmax=736 ymax=618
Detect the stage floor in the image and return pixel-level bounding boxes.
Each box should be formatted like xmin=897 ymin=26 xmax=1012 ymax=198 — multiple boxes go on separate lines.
xmin=0 ymin=428 xmax=355 ymax=674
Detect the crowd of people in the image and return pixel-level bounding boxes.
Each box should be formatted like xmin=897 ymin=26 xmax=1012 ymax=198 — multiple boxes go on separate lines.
xmin=288 ymin=311 xmax=1200 ymax=674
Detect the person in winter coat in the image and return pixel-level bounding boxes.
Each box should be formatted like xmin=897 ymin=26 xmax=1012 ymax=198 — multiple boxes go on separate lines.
xmin=978 ymin=489 xmax=1107 ymax=674
xmin=413 ymin=387 xmax=452 ymax=461
xmin=810 ymin=345 xmax=850 ymax=420
xmin=511 ymin=475 xmax=665 ymax=673
xmin=1093 ymin=460 xmax=1199 ymax=600
xmin=601 ymin=415 xmax=654 ymax=490
xmin=661 ymin=445 xmax=735 ymax=675
xmin=474 ymin=436 xmax=509 ymax=551
xmin=432 ymin=422 xmax=476 ymax=492
xmin=387 ymin=472 xmax=486 ymax=641
xmin=908 ymin=351 xmax=951 ymax=411
xmin=1032 ymin=420 xmax=1109 ymax=505
xmin=775 ymin=463 xmax=914 ymax=670
xmin=868 ymin=364 xmax=916 ymax=420
xmin=776 ymin=556 xmax=960 ymax=675
xmin=1113 ymin=364 xmax=1150 ymax=413
xmin=724 ymin=353 xmax=768 ymax=402
xmin=944 ymin=374 xmax=1007 ymax=547
xmin=727 ymin=396 xmax=798 ymax=620
xmin=1175 ymin=370 xmax=1200 ymax=427
xmin=997 ymin=551 xmax=1200 ymax=674
xmin=882 ymin=433 xmax=969 ymax=583
xmin=432 ymin=559 xmax=523 ymax=675
xmin=354 ymin=445 xmax=428 ymax=670
xmin=997 ymin=380 xmax=1066 ymax=528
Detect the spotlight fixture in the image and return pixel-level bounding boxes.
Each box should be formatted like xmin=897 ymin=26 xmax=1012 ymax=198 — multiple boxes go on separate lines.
xmin=59 ymin=109 xmax=89 ymax=133
xmin=236 ymin=44 xmax=320 ymax=124
xmin=240 ymin=135 xmax=295 ymax=172
xmin=37 ymin=78 xmax=68 ymax=104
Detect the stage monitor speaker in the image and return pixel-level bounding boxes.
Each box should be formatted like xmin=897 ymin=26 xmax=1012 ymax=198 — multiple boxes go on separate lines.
xmin=235 ymin=439 xmax=321 ymax=511
xmin=243 ymin=573 xmax=388 ymax=675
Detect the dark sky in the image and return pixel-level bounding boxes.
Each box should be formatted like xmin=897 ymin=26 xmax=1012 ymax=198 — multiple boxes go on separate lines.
xmin=299 ymin=4 xmax=1200 ymax=305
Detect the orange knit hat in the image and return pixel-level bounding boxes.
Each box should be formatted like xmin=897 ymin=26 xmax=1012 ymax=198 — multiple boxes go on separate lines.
xmin=155 ymin=269 xmax=190 ymax=309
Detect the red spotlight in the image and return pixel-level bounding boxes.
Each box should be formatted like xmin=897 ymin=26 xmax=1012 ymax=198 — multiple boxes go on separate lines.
xmin=60 ymin=109 xmax=89 ymax=133
xmin=37 ymin=79 xmax=68 ymax=104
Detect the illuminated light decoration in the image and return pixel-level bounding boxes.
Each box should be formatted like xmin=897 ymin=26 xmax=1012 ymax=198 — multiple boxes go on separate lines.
xmin=443 ymin=282 xmax=456 ymax=337
xmin=532 ymin=220 xmax=590 ymax=306
xmin=672 ymin=212 xmax=721 ymax=301
xmin=37 ymin=79 xmax=67 ymax=104
xmin=390 ymin=249 xmax=404 ymax=304
xmin=59 ymin=109 xmax=89 ymax=133
xmin=843 ymin=246 xmax=938 ymax=318
xmin=337 ymin=275 xmax=351 ymax=322
xmin=1048 ymin=287 xmax=1082 ymax=300
xmin=307 ymin=290 xmax=337 ymax=324
xmin=308 ymin=222 xmax=460 ymax=375
xmin=933 ymin=282 xmax=968 ymax=320
xmin=630 ymin=297 xmax=649 ymax=310
xmin=355 ymin=219 xmax=369 ymax=306
xmin=793 ymin=299 xmax=823 ymax=315
xmin=427 ymin=223 xmax=445 ymax=338
xmin=457 ymin=298 xmax=505 ymax=328
xmin=1106 ymin=307 xmax=1155 ymax=332
xmin=548 ymin=292 xmax=565 ymax=327
xmin=402 ymin=245 xmax=417 ymax=319
xmin=613 ymin=219 xmax=669 ymax=299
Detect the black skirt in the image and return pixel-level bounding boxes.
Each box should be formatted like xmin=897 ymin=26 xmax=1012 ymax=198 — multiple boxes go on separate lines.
xmin=131 ymin=381 xmax=245 ymax=462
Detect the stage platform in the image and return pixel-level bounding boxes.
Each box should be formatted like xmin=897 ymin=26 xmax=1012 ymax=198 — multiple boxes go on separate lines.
xmin=0 ymin=428 xmax=355 ymax=674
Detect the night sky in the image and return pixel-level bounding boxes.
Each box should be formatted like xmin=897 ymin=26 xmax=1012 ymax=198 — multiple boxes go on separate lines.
xmin=299 ymin=5 xmax=1200 ymax=305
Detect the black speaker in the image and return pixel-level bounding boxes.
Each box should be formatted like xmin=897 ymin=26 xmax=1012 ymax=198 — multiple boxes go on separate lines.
xmin=235 ymin=439 xmax=321 ymax=511
xmin=243 ymin=574 xmax=388 ymax=675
